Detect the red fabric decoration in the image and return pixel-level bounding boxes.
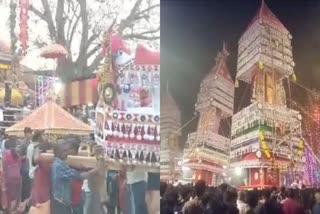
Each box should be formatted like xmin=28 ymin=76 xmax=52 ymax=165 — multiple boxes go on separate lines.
xmin=111 ymin=34 xmax=131 ymax=55
xmin=91 ymin=78 xmax=98 ymax=90
xmin=135 ymin=44 xmax=160 ymax=65
xmin=19 ymin=0 xmax=29 ymax=56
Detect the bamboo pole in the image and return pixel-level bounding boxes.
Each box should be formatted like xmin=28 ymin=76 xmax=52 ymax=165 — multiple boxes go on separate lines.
xmin=39 ymin=153 xmax=160 ymax=173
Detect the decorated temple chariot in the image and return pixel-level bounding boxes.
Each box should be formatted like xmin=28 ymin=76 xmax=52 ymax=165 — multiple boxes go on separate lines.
xmin=95 ymin=34 xmax=160 ymax=167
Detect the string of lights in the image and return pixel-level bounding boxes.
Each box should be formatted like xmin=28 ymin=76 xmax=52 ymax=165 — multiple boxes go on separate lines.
xmin=287 ymin=78 xmax=320 ymax=186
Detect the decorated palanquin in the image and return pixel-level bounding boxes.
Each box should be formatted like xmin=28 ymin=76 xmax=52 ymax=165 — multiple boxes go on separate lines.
xmin=230 ymin=1 xmax=305 ymax=189
xmin=95 ymin=34 xmax=160 ymax=164
xmin=5 ymin=100 xmax=92 ymax=137
xmin=183 ymin=44 xmax=234 ymax=186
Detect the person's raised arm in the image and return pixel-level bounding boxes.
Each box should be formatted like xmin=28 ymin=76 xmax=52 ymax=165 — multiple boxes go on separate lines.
xmin=80 ymin=157 xmax=105 ymax=179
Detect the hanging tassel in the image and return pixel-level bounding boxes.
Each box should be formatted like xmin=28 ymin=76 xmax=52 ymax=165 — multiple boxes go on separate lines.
xmin=292 ymin=72 xmax=297 ymax=82
xmin=258 ymin=60 xmax=264 ymax=71
xmin=235 ymin=79 xmax=239 ymax=88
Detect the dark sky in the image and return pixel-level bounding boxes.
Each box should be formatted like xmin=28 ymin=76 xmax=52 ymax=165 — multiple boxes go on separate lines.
xmin=161 ymin=0 xmax=320 ymax=142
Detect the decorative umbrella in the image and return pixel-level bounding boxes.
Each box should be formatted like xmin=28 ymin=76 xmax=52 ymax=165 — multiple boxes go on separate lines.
xmin=20 ymin=53 xmax=56 ymax=71
xmin=40 ymin=44 xmax=68 ymax=59
xmin=39 ymin=44 xmax=68 ymax=102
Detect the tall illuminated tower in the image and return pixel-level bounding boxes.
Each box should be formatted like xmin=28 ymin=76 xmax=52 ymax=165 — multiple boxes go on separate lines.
xmin=160 ymin=86 xmax=182 ymax=181
xmin=230 ymin=0 xmax=305 ymax=188
xmin=183 ymin=44 xmax=234 ymax=186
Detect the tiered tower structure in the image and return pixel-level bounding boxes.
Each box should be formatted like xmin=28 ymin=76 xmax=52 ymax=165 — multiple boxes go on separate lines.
xmin=160 ymin=86 xmax=182 ymax=181
xmin=183 ymin=44 xmax=234 ymax=186
xmin=230 ymin=1 xmax=305 ymax=188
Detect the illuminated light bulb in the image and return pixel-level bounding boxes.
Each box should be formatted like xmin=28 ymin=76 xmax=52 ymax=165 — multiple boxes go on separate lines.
xmin=54 ymin=81 xmax=63 ymax=94
xmin=235 ymin=167 xmax=242 ymax=176
xmin=235 ymin=79 xmax=239 ymax=88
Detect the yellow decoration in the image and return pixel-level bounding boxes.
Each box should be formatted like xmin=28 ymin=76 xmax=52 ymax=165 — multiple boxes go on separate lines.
xmin=265 ymin=150 xmax=271 ymax=159
xmin=0 ymin=88 xmax=24 ymax=106
xmin=292 ymin=72 xmax=297 ymax=82
xmin=259 ymin=131 xmax=265 ymax=141
xmin=297 ymin=140 xmax=304 ymax=157
xmin=298 ymin=140 xmax=304 ymax=149
xmin=258 ymin=60 xmax=264 ymax=70
xmin=261 ymin=140 xmax=268 ymax=150
xmin=0 ymin=64 xmax=11 ymax=70
xmin=260 ymin=131 xmax=271 ymax=159
xmin=235 ymin=79 xmax=239 ymax=88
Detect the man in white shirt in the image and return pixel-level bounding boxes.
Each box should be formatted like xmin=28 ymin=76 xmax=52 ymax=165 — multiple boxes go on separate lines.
xmin=126 ymin=170 xmax=148 ymax=214
xmin=26 ymin=130 xmax=45 ymax=180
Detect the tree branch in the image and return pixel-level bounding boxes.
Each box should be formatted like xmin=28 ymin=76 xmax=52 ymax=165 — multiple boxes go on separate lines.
xmin=87 ymin=53 xmax=104 ymax=73
xmin=55 ymin=0 xmax=66 ymax=45
xmin=86 ymin=44 xmax=101 ymax=59
xmin=40 ymin=0 xmax=57 ymax=41
xmin=138 ymin=3 xmax=159 ymax=15
xmin=68 ymin=13 xmax=81 ymax=46
xmin=123 ymin=26 xmax=160 ymax=40
xmin=117 ymin=0 xmax=143 ymax=34
xmin=29 ymin=5 xmax=46 ymax=21
xmin=76 ymin=0 xmax=89 ymax=67
xmin=123 ymin=34 xmax=159 ymax=40
xmin=65 ymin=1 xmax=79 ymax=40
xmin=88 ymin=33 xmax=100 ymax=46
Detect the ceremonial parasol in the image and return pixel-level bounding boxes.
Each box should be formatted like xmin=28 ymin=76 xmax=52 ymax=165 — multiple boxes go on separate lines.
xmin=40 ymin=44 xmax=68 ymax=59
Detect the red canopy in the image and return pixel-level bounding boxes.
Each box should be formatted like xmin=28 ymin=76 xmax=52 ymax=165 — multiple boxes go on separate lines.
xmin=111 ymin=34 xmax=131 ymax=55
xmin=135 ymin=44 xmax=160 ymax=65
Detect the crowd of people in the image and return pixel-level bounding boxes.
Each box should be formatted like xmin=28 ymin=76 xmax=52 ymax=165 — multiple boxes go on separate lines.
xmin=0 ymin=127 xmax=160 ymax=214
xmin=160 ymin=180 xmax=320 ymax=214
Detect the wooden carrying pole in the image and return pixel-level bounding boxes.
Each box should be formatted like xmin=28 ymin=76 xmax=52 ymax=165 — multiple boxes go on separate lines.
xmin=39 ymin=153 xmax=160 ymax=173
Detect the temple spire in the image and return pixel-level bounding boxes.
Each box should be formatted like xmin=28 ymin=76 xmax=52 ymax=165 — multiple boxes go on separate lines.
xmin=259 ymin=0 xmax=265 ymax=17
xmin=222 ymin=41 xmax=230 ymax=57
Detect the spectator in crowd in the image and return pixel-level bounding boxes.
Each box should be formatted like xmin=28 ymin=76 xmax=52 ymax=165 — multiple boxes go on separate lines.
xmin=237 ymin=191 xmax=249 ymax=214
xmin=245 ymin=190 xmax=259 ymax=214
xmin=312 ymin=192 xmax=320 ymax=214
xmin=20 ymin=127 xmax=33 ymax=204
xmin=2 ymin=137 xmax=22 ymax=213
xmin=182 ymin=180 xmax=206 ymax=214
xmin=256 ymin=189 xmax=282 ymax=214
xmin=281 ymin=188 xmax=304 ymax=214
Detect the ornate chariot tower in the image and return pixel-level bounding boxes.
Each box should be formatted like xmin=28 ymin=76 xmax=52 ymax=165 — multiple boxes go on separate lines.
xmin=160 ymin=87 xmax=182 ymax=181
xmin=230 ymin=1 xmax=305 ymax=188
xmin=183 ymin=44 xmax=234 ymax=186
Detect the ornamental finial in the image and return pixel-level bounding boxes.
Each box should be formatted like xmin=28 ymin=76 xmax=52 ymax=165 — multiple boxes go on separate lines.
xmin=222 ymin=41 xmax=230 ymax=57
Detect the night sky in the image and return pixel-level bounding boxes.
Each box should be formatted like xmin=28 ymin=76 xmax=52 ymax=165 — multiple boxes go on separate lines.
xmin=161 ymin=0 xmax=320 ymax=143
